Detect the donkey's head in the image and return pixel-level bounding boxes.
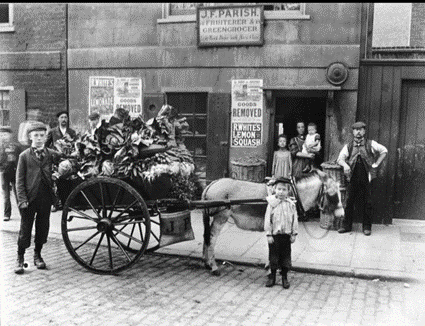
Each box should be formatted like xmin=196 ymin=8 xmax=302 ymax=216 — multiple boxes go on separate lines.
xmin=316 ymin=169 xmax=345 ymax=218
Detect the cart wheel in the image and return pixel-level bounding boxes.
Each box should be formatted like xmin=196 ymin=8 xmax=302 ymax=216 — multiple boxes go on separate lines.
xmin=61 ymin=177 xmax=150 ymax=274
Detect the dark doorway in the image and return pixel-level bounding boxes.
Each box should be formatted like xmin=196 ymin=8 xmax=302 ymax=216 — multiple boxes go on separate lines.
xmin=269 ymin=96 xmax=327 ymax=175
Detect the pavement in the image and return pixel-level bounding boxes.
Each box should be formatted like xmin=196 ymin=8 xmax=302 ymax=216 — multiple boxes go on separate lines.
xmin=1 ymin=195 xmax=425 ymax=283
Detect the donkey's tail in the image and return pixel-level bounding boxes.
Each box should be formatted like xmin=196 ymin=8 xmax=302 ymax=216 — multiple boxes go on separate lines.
xmin=202 ymin=179 xmax=220 ymax=247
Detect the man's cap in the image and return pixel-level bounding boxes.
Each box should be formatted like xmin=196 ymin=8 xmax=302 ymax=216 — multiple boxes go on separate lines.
xmin=56 ymin=110 xmax=69 ymax=118
xmin=352 ymin=121 xmax=366 ymax=129
xmin=27 ymin=121 xmax=47 ymax=134
xmin=271 ymin=177 xmax=290 ymax=186
xmin=0 ymin=126 xmax=12 ymax=133
xmin=88 ymin=112 xmax=100 ymax=121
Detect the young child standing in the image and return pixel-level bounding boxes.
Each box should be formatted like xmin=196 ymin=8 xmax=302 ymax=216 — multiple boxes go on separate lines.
xmin=302 ymin=122 xmax=321 ymax=172
xmin=264 ymin=179 xmax=298 ymax=288
xmin=272 ymin=134 xmax=292 ymax=180
xmin=15 ymin=121 xmax=61 ymax=274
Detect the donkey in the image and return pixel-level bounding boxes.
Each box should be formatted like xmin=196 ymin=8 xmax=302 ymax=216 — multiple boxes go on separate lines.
xmin=202 ymin=169 xmax=344 ymax=275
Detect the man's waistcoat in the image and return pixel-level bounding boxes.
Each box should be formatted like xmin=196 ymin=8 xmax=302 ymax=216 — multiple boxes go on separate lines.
xmin=347 ymin=139 xmax=377 ymax=179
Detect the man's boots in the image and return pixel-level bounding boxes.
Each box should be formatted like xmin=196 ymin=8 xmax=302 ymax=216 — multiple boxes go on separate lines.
xmin=282 ymin=268 xmax=290 ymax=289
xmin=265 ymin=270 xmax=276 ymax=287
xmin=34 ymin=251 xmax=46 ymax=269
xmin=14 ymin=255 xmax=25 ymax=274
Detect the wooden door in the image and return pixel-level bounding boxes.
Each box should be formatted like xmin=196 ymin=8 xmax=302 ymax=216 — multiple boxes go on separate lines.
xmin=394 ymin=81 xmax=425 ymax=219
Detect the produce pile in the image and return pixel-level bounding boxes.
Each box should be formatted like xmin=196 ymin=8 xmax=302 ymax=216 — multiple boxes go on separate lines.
xmin=53 ymin=105 xmax=202 ymax=201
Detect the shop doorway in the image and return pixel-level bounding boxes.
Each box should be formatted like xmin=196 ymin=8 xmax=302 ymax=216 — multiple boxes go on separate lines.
xmin=269 ymin=96 xmax=327 ymax=175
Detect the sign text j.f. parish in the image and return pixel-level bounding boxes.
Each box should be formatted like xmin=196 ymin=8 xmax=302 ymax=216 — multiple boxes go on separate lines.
xmin=197 ymin=5 xmax=264 ymax=47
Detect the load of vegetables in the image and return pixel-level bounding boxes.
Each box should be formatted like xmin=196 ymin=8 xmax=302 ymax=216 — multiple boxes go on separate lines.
xmin=52 ymin=105 xmax=202 ymax=201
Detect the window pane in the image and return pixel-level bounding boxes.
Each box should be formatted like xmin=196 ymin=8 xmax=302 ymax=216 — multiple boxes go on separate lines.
xmin=0 ymin=4 xmax=9 ymax=24
xmin=194 ymin=116 xmax=207 ymax=136
xmin=252 ymin=3 xmax=301 ymax=11
xmin=185 ymin=137 xmax=207 ymax=157
xmin=170 ymin=3 xmax=215 ymax=15
xmin=2 ymin=91 xmax=9 ymax=110
xmin=2 ymin=110 xmax=9 ymax=126
xmin=194 ymin=156 xmax=206 ymax=178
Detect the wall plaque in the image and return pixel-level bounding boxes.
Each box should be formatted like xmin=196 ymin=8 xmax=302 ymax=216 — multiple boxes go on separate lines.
xmin=197 ymin=5 xmax=264 ymax=47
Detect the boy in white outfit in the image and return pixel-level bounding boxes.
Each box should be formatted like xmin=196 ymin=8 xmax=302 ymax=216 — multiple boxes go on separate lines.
xmin=264 ymin=179 xmax=298 ymax=288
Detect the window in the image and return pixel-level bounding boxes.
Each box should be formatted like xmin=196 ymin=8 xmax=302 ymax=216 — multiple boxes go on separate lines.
xmin=166 ymin=92 xmax=208 ymax=181
xmin=372 ymin=3 xmax=412 ymax=47
xmin=0 ymin=90 xmax=10 ymax=127
xmin=0 ymin=3 xmax=14 ymax=32
xmin=159 ymin=3 xmax=309 ymax=23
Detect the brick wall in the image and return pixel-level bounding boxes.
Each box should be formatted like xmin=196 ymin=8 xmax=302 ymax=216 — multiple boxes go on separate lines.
xmin=410 ymin=3 xmax=425 ymax=47
xmin=0 ymin=3 xmax=67 ymax=127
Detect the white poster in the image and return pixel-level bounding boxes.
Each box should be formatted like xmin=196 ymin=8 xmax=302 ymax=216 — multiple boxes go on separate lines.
xmin=114 ymin=78 xmax=143 ymax=118
xmin=231 ymin=79 xmax=263 ymax=147
xmin=89 ymin=76 xmax=115 ymax=121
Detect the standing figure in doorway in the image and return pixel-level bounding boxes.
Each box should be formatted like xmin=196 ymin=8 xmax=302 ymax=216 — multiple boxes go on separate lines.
xmin=302 ymin=122 xmax=322 ymax=172
xmin=337 ymin=121 xmax=388 ymax=236
xmin=289 ymin=121 xmax=315 ymax=178
xmin=272 ymin=134 xmax=292 ymax=180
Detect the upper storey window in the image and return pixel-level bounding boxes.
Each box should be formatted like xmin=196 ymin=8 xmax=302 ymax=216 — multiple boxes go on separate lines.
xmin=159 ymin=3 xmax=309 ymax=23
xmin=0 ymin=3 xmax=14 ymax=32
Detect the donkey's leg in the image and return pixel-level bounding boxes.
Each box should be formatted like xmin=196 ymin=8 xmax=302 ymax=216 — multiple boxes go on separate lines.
xmin=203 ymin=210 xmax=230 ymax=276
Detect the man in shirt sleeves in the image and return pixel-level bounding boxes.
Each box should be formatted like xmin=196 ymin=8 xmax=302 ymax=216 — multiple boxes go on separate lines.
xmin=337 ymin=121 xmax=388 ymax=236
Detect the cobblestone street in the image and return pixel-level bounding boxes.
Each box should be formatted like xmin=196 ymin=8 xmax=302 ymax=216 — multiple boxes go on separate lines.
xmin=1 ymin=230 xmax=423 ymax=326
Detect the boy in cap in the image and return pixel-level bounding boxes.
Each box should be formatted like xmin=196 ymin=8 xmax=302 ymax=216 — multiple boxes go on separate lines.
xmin=0 ymin=127 xmax=22 ymax=221
xmin=337 ymin=121 xmax=388 ymax=236
xmin=264 ymin=178 xmax=298 ymax=288
xmin=15 ymin=121 xmax=62 ymax=274
xmin=45 ymin=110 xmax=77 ymax=149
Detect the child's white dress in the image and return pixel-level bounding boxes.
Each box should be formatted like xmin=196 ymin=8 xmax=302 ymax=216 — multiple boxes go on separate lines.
xmin=302 ymin=133 xmax=321 ymax=154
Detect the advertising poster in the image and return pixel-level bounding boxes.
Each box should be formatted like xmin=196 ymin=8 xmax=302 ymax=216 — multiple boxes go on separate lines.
xmin=114 ymin=78 xmax=142 ymax=118
xmin=89 ymin=76 xmax=115 ymax=121
xmin=231 ymin=79 xmax=263 ymax=147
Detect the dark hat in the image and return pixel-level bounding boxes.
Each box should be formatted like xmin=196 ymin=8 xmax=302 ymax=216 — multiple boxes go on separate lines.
xmin=56 ymin=110 xmax=69 ymax=118
xmin=88 ymin=112 xmax=100 ymax=121
xmin=0 ymin=126 xmax=12 ymax=133
xmin=271 ymin=177 xmax=290 ymax=186
xmin=27 ymin=121 xmax=47 ymax=134
xmin=352 ymin=121 xmax=366 ymax=129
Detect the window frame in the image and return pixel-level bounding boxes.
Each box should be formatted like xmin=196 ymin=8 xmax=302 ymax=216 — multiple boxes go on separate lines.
xmin=0 ymin=86 xmax=14 ymax=127
xmin=0 ymin=3 xmax=15 ymax=32
xmin=158 ymin=3 xmax=310 ymax=24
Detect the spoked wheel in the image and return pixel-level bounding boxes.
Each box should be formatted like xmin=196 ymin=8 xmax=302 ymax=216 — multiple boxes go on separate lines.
xmin=61 ymin=177 xmax=151 ymax=274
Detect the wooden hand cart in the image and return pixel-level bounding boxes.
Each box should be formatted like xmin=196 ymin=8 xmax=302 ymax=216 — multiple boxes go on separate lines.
xmin=57 ymin=176 xmax=266 ymax=275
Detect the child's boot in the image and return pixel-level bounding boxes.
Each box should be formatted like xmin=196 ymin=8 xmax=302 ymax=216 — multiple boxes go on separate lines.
xmin=34 ymin=249 xmax=46 ymax=269
xmin=282 ymin=268 xmax=290 ymax=289
xmin=14 ymin=254 xmax=25 ymax=274
xmin=265 ymin=269 xmax=276 ymax=287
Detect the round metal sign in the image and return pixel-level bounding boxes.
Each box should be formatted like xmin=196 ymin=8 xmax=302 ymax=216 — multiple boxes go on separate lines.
xmin=326 ymin=62 xmax=349 ymax=85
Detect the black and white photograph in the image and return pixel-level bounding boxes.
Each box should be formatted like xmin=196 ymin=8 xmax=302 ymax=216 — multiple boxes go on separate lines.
xmin=0 ymin=3 xmax=424 ymax=326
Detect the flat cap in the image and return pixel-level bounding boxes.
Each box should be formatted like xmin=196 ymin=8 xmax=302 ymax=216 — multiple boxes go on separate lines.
xmin=0 ymin=126 xmax=12 ymax=133
xmin=88 ymin=112 xmax=100 ymax=121
xmin=56 ymin=110 xmax=69 ymax=118
xmin=27 ymin=121 xmax=47 ymax=134
xmin=271 ymin=177 xmax=291 ymax=186
xmin=352 ymin=121 xmax=366 ymax=129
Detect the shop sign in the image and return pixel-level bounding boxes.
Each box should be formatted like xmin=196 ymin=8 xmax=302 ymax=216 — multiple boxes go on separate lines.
xmin=197 ymin=5 xmax=264 ymax=47
xmin=231 ymin=79 xmax=263 ymax=147
xmin=89 ymin=76 xmax=143 ymax=121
